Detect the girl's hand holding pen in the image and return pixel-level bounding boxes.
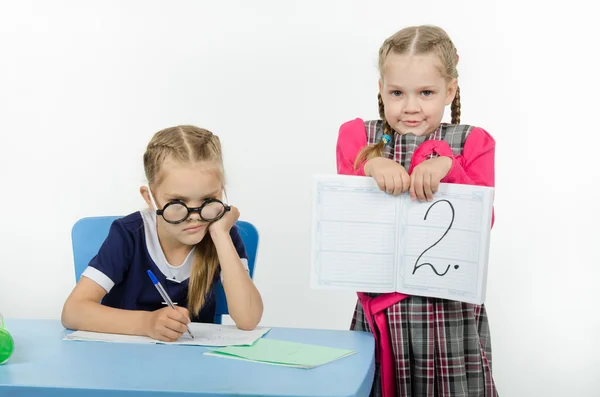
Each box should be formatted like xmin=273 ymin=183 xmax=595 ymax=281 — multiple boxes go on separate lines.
xmin=144 ymin=306 xmax=191 ymax=342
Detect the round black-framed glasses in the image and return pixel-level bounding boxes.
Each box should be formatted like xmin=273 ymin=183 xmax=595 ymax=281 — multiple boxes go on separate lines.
xmin=156 ymin=198 xmax=231 ymax=225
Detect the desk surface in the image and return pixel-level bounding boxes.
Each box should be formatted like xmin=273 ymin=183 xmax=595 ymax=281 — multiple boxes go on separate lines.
xmin=0 ymin=319 xmax=375 ymax=397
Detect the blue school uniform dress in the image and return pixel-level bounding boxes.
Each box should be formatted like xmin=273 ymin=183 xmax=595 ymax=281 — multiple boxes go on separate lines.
xmin=81 ymin=208 xmax=249 ymax=322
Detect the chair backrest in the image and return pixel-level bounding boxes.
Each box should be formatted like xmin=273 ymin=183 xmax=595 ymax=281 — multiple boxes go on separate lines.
xmin=72 ymin=216 xmax=121 ymax=282
xmin=71 ymin=216 xmax=259 ymax=324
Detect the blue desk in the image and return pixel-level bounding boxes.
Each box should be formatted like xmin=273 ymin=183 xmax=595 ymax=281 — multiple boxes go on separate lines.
xmin=0 ymin=319 xmax=375 ymax=397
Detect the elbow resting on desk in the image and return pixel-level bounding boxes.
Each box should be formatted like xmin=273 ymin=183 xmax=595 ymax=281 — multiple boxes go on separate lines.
xmin=230 ymin=310 xmax=262 ymax=331
xmin=61 ymin=276 xmax=149 ymax=336
xmin=61 ymin=276 xmax=108 ymax=331
xmin=60 ymin=299 xmax=77 ymax=330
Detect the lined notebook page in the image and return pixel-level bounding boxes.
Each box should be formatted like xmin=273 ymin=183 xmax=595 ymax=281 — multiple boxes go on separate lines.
xmin=396 ymin=183 xmax=493 ymax=304
xmin=310 ymin=175 xmax=399 ymax=292
xmin=64 ymin=323 xmax=271 ymax=346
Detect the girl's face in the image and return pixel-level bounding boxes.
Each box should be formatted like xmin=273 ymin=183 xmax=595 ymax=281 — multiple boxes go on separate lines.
xmin=142 ymin=157 xmax=224 ymax=248
xmin=379 ymin=52 xmax=457 ymax=137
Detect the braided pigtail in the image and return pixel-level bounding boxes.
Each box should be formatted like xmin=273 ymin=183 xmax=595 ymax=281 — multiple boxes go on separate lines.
xmin=354 ymin=93 xmax=392 ymax=170
xmin=451 ymin=86 xmax=461 ymax=124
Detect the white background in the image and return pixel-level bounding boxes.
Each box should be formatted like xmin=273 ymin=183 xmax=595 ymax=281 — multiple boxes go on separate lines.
xmin=1 ymin=1 xmax=598 ymax=395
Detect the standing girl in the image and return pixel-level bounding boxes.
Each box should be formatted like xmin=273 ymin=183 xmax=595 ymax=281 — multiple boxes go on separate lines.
xmin=336 ymin=25 xmax=498 ymax=397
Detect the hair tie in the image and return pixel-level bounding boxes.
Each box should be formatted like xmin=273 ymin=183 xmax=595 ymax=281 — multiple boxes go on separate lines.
xmin=381 ymin=134 xmax=392 ymax=146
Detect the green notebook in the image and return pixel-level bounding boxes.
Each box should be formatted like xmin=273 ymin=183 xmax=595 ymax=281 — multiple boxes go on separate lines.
xmin=204 ymin=338 xmax=356 ymax=368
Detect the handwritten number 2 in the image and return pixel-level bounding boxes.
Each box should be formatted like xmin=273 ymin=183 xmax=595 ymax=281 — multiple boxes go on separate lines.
xmin=412 ymin=199 xmax=457 ymax=276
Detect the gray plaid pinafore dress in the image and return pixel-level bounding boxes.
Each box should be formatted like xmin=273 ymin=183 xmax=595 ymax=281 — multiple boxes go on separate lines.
xmin=352 ymin=120 xmax=499 ymax=397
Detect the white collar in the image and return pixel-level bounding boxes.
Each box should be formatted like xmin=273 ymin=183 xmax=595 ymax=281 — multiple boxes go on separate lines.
xmin=140 ymin=208 xmax=193 ymax=283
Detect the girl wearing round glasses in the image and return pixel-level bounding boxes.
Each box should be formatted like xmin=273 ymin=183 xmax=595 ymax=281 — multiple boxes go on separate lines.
xmin=62 ymin=126 xmax=263 ymax=341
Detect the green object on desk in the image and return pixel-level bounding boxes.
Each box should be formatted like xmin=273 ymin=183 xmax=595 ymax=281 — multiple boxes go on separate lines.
xmin=0 ymin=313 xmax=14 ymax=365
xmin=204 ymin=338 xmax=356 ymax=368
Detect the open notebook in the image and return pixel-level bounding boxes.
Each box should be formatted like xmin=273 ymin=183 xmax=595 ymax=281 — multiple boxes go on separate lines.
xmin=64 ymin=323 xmax=270 ymax=347
xmin=310 ymin=174 xmax=494 ymax=304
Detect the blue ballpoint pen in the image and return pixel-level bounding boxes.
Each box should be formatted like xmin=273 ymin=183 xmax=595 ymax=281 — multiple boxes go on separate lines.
xmin=147 ymin=270 xmax=194 ymax=339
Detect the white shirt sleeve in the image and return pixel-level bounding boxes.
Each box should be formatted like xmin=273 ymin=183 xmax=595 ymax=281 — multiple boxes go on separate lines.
xmin=81 ymin=266 xmax=115 ymax=293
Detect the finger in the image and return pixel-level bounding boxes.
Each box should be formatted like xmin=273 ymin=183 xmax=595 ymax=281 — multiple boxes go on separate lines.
xmin=153 ymin=331 xmax=175 ymax=342
xmin=375 ymin=174 xmax=386 ymax=192
xmin=175 ymin=306 xmax=190 ymax=319
xmin=431 ymin=176 xmax=440 ymax=195
xmin=413 ymin=173 xmax=426 ymax=202
xmin=423 ymin=172 xmax=434 ymax=201
xmin=409 ymin=173 xmax=417 ymax=200
xmin=153 ymin=333 xmax=170 ymax=342
xmin=401 ymin=171 xmax=411 ymax=193
xmin=160 ymin=327 xmax=183 ymax=342
xmin=223 ymin=205 xmax=240 ymax=222
xmin=392 ymin=173 xmax=403 ymax=196
xmin=165 ymin=317 xmax=188 ymax=334
xmin=384 ymin=174 xmax=395 ymax=194
xmin=166 ymin=308 xmax=190 ymax=325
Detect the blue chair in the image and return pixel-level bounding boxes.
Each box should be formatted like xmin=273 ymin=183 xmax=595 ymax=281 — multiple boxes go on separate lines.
xmin=71 ymin=216 xmax=259 ymax=324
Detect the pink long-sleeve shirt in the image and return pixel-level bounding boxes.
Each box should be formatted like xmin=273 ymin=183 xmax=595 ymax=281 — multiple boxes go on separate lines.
xmin=336 ymin=118 xmax=495 ymax=193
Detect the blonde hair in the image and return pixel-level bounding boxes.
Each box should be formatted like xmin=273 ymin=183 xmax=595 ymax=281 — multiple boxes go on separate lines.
xmin=355 ymin=25 xmax=461 ymax=169
xmin=143 ymin=125 xmax=224 ymax=317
